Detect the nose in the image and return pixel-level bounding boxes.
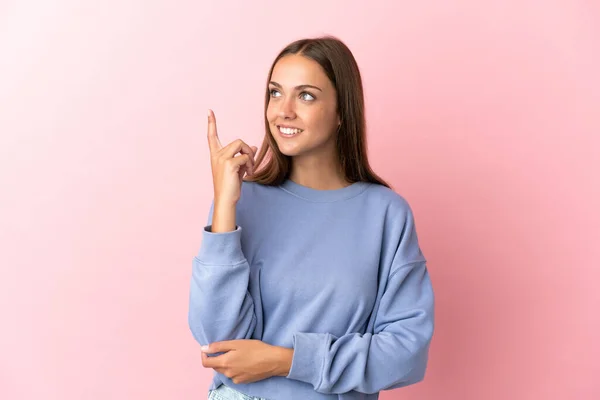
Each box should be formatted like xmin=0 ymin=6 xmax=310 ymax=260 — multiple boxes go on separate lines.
xmin=278 ymin=96 xmax=296 ymax=120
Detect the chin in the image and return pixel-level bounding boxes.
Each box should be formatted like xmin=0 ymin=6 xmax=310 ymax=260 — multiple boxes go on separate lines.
xmin=276 ymin=145 xmax=303 ymax=157
xmin=270 ymin=132 xmax=300 ymax=157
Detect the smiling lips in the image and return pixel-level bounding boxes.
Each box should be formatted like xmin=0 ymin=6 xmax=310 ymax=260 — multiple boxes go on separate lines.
xmin=278 ymin=125 xmax=304 ymax=136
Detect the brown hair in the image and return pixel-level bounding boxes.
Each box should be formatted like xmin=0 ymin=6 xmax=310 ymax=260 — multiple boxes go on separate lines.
xmin=246 ymin=35 xmax=390 ymax=189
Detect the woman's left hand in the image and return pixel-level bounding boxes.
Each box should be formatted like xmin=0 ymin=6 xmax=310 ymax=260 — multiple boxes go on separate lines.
xmin=200 ymin=339 xmax=293 ymax=384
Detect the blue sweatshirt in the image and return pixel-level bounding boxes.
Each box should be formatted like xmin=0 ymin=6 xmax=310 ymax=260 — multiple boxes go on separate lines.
xmin=188 ymin=179 xmax=434 ymax=399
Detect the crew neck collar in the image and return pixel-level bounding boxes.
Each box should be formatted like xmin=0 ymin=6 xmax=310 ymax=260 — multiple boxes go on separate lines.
xmin=279 ymin=179 xmax=369 ymax=202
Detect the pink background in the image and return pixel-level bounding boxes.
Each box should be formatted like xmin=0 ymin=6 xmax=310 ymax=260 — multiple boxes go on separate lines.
xmin=1 ymin=1 xmax=598 ymax=399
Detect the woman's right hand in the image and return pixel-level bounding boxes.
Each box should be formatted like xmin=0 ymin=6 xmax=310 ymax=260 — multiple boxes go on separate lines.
xmin=207 ymin=109 xmax=257 ymax=208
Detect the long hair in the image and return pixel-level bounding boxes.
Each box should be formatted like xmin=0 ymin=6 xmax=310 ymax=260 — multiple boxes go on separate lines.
xmin=246 ymin=35 xmax=390 ymax=188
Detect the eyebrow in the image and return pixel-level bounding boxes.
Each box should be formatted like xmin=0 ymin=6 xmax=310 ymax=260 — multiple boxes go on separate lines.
xmin=269 ymin=81 xmax=323 ymax=92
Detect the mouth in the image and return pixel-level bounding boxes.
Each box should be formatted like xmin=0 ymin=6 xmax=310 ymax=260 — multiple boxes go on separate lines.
xmin=277 ymin=125 xmax=304 ymax=137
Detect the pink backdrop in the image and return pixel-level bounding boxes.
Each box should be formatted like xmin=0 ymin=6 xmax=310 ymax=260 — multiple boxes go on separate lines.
xmin=1 ymin=1 xmax=598 ymax=399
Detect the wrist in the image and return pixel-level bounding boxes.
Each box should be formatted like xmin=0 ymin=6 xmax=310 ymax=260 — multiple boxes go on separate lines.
xmin=273 ymin=346 xmax=294 ymax=377
xmin=212 ymin=201 xmax=236 ymax=232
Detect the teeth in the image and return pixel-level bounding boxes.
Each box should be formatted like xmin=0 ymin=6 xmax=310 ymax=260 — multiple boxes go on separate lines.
xmin=279 ymin=126 xmax=303 ymax=135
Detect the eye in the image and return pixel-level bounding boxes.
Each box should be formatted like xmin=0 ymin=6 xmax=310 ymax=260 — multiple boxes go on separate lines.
xmin=269 ymin=89 xmax=281 ymax=98
xmin=300 ymin=92 xmax=315 ymax=101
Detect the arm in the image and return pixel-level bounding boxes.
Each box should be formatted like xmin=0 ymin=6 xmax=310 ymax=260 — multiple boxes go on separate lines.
xmin=188 ymin=201 xmax=257 ymax=347
xmin=286 ymin=261 xmax=433 ymax=394
xmin=285 ymin=204 xmax=434 ymax=394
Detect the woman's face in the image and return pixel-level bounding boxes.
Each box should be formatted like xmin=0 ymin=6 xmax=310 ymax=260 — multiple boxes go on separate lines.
xmin=266 ymin=54 xmax=340 ymax=159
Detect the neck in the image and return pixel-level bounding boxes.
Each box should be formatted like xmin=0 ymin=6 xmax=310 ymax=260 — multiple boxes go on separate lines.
xmin=289 ymin=154 xmax=350 ymax=190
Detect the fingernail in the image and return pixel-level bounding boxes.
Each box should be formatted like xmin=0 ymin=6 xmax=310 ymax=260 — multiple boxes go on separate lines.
xmin=201 ymin=345 xmax=209 ymax=352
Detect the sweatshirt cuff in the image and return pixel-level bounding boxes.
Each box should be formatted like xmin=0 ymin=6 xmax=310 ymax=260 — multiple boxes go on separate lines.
xmin=196 ymin=225 xmax=245 ymax=265
xmin=286 ymin=332 xmax=329 ymax=388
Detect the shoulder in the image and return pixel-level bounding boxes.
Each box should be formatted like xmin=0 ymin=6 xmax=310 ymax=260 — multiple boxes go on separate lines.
xmin=364 ymin=184 xmax=426 ymax=264
xmin=361 ymin=183 xmax=422 ymax=248
xmin=237 ymin=180 xmax=279 ymax=208
xmin=240 ymin=180 xmax=276 ymax=197
xmin=362 ymin=183 xmax=415 ymax=218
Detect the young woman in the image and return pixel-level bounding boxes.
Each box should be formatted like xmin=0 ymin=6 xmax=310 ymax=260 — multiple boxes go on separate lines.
xmin=189 ymin=36 xmax=435 ymax=400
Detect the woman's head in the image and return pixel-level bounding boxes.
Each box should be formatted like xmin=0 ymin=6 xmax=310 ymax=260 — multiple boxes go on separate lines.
xmin=248 ymin=35 xmax=389 ymax=188
xmin=266 ymin=54 xmax=340 ymax=163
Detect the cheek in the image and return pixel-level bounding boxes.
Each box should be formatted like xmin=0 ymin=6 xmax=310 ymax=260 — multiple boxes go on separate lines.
xmin=265 ymin=106 xmax=279 ymax=137
xmin=266 ymin=103 xmax=277 ymax=122
xmin=306 ymin=107 xmax=336 ymax=132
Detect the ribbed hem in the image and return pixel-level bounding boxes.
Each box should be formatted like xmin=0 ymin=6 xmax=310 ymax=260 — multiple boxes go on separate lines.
xmin=196 ymin=225 xmax=245 ymax=265
xmin=286 ymin=332 xmax=329 ymax=388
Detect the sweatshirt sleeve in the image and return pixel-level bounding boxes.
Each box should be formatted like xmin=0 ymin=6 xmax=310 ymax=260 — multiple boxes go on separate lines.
xmin=187 ymin=201 xmax=257 ymax=347
xmin=285 ymin=203 xmax=434 ymax=394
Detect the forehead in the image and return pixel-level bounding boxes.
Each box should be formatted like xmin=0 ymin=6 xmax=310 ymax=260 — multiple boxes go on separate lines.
xmin=270 ymin=54 xmax=332 ymax=88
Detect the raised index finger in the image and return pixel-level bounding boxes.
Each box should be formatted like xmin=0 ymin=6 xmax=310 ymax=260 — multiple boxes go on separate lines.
xmin=207 ymin=109 xmax=222 ymax=153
